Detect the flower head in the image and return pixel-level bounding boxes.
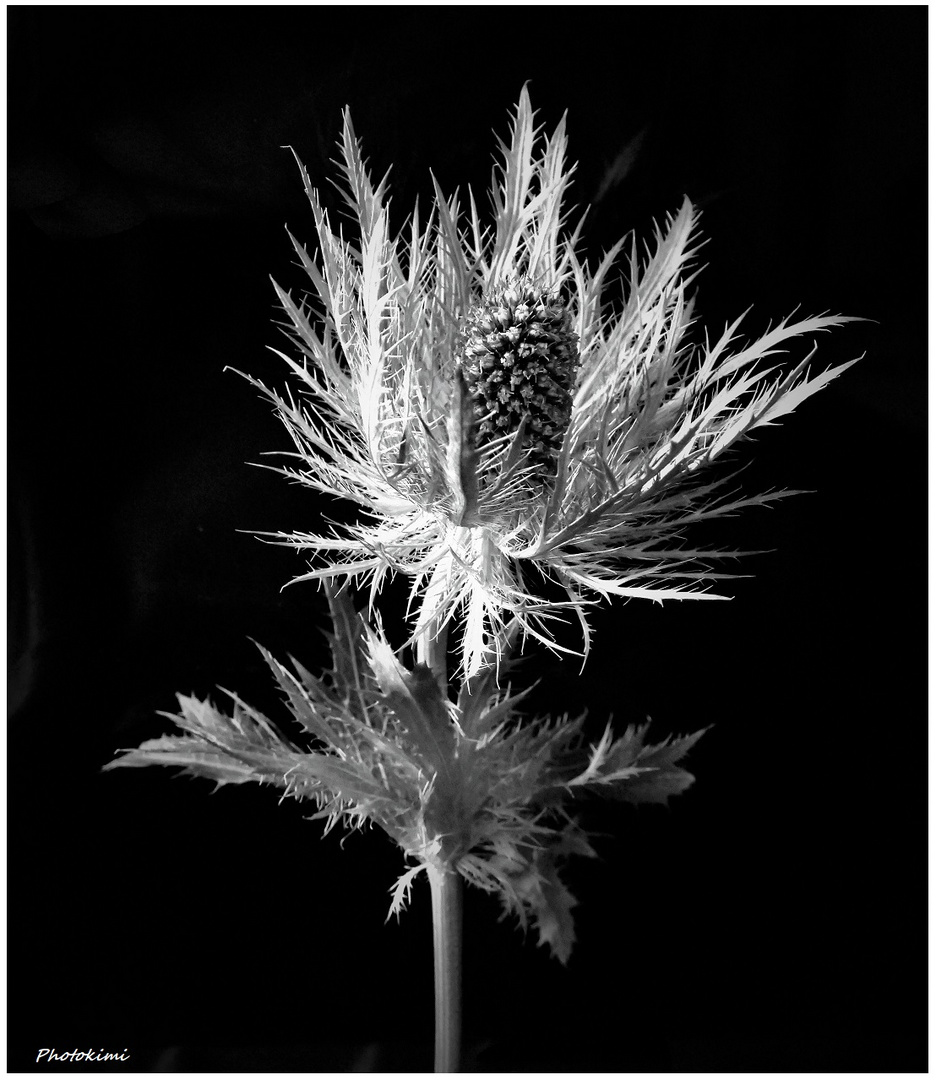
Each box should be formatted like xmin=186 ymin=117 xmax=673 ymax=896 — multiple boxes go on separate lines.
xmin=240 ymin=88 xmax=860 ymax=674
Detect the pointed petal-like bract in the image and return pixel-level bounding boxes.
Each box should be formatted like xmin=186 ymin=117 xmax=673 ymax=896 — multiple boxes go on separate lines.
xmin=247 ymin=90 xmax=860 ymax=676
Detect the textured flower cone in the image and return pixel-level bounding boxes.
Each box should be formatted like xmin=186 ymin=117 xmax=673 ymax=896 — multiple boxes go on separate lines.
xmin=459 ymin=281 xmax=580 ymax=470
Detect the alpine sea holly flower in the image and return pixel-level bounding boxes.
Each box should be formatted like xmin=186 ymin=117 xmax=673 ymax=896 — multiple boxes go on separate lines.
xmin=241 ymin=87 xmax=860 ymax=675
xmin=105 ymin=587 xmax=705 ymax=964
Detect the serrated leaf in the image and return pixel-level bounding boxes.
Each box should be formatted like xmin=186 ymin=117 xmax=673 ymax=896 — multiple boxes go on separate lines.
xmin=283 ymin=751 xmax=385 ymax=807
xmin=169 ymin=692 xmax=288 ymax=751
xmin=102 ymin=735 xmax=260 ymax=788
xmin=363 ymin=626 xmax=455 ymax=771
xmin=514 ymin=827 xmax=596 ymax=965
xmin=257 ymin=644 xmax=346 ymax=747
xmin=532 ymin=871 xmax=578 ymax=965
xmin=456 ymin=675 xmax=531 ymax=744
xmin=322 ymin=582 xmax=372 ymax=710
xmin=596 ymin=723 xmax=710 ymax=805
xmin=104 ymin=689 xmax=384 ymax=812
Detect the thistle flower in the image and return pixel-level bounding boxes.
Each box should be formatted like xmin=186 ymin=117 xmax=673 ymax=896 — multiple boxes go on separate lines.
xmin=241 ymin=88 xmax=860 ymax=675
xmin=105 ymin=588 xmax=704 ymax=963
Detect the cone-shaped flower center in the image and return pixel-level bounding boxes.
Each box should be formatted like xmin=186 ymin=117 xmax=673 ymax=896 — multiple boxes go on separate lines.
xmin=458 ymin=282 xmax=580 ymax=469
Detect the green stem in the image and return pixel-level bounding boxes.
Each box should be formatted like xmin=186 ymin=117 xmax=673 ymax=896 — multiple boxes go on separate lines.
xmin=414 ymin=569 xmax=449 ymax=688
xmin=428 ymin=864 xmax=463 ymax=1073
xmin=415 ymin=615 xmax=449 ymax=688
xmin=414 ymin=584 xmax=460 ymax=1072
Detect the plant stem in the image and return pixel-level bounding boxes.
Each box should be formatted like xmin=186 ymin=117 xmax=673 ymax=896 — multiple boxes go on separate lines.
xmin=414 ymin=571 xmax=449 ymax=688
xmin=415 ymin=615 xmax=449 ymax=688
xmin=428 ymin=864 xmax=463 ymax=1073
xmin=414 ymin=583 xmax=461 ymax=1072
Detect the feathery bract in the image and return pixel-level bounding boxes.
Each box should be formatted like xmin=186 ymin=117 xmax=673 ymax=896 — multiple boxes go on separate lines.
xmin=239 ymin=89 xmax=859 ymax=676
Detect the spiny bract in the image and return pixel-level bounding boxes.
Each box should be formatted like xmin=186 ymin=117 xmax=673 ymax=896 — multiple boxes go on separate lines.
xmin=237 ymin=87 xmax=860 ymax=676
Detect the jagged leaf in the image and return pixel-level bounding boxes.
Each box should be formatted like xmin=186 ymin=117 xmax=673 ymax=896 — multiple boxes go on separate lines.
xmin=103 ymin=734 xmax=259 ymax=787
xmin=105 ymin=690 xmax=386 ymax=814
xmin=527 ymin=828 xmax=598 ymax=965
xmin=257 ymin=644 xmax=346 ymax=746
xmin=595 ymin=723 xmax=710 ymax=805
xmin=321 ymin=582 xmax=373 ymax=707
xmin=363 ymin=625 xmax=456 ymax=771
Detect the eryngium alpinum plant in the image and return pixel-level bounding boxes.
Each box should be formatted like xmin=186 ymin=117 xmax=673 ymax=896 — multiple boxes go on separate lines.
xmin=107 ymin=89 xmax=859 ymax=1058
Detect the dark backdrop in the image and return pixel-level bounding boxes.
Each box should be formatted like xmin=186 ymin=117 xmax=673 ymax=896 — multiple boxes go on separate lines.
xmin=8 ymin=5 xmax=926 ymax=1073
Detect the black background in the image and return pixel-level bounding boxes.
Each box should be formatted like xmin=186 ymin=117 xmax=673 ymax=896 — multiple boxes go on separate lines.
xmin=8 ymin=5 xmax=926 ymax=1073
